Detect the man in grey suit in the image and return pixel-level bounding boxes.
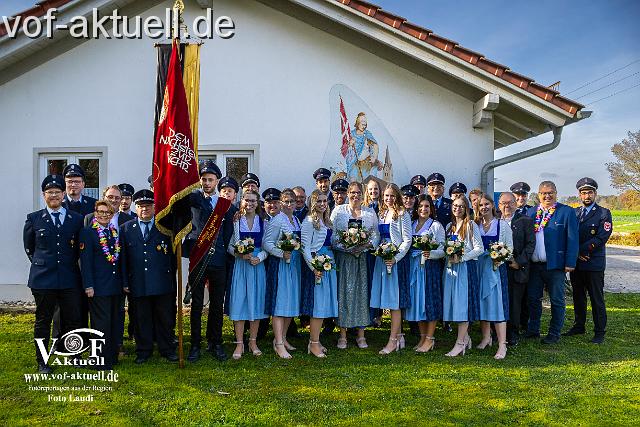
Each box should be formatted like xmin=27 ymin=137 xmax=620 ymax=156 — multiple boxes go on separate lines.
xmin=499 ymin=192 xmax=535 ymax=346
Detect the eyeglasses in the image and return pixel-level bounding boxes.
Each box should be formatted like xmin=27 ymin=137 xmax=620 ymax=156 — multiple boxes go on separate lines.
xmin=539 ymin=191 xmax=556 ymax=196
xmin=96 ymin=210 xmax=113 ymax=216
xmin=452 ymin=205 xmax=465 ymax=210
xmin=349 ymin=191 xmax=362 ymax=195
xmin=498 ymin=202 xmax=513 ymax=206
xmin=281 ymin=200 xmax=295 ymax=205
xmin=44 ymin=190 xmax=63 ymax=196
xmin=65 ymin=180 xmax=83 ymax=185
xmin=106 ymin=195 xmax=122 ymax=201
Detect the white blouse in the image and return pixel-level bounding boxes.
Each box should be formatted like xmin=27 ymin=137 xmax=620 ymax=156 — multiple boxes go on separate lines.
xmin=262 ymin=211 xmax=301 ymax=259
xmin=330 ymin=204 xmax=380 ymax=250
xmin=301 ymin=216 xmax=331 ymax=270
xmin=227 ymin=215 xmax=268 ymax=262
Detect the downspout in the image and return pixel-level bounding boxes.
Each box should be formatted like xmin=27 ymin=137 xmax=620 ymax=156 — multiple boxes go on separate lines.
xmin=481 ymin=126 xmax=563 ymax=192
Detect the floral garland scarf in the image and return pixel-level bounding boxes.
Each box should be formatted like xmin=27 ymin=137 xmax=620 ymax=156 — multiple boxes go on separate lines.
xmin=91 ymin=216 xmax=121 ymax=263
xmin=534 ymin=203 xmax=557 ymax=233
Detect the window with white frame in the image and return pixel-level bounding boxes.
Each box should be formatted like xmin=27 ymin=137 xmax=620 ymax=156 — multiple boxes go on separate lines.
xmin=197 ymin=146 xmax=257 ymax=187
xmin=35 ymin=148 xmax=106 ymax=208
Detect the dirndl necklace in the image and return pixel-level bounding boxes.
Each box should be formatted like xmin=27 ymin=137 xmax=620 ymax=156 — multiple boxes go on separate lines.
xmin=91 ymin=217 xmax=121 ymax=263
xmin=534 ymin=203 xmax=557 ymax=233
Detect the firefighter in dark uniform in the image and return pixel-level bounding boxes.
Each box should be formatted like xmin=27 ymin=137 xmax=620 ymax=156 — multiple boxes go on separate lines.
xmin=426 ymin=173 xmax=452 ymax=227
xmin=510 ymin=181 xmax=532 ymax=217
xmin=120 ymin=190 xmax=178 ymax=364
xmin=564 ymin=178 xmax=613 ymax=344
xmin=312 ymin=168 xmax=335 ymax=211
xmin=118 ymin=183 xmax=137 ymax=218
xmin=218 ymin=176 xmax=240 ymax=320
xmin=410 ymin=174 xmax=427 ymax=195
xmin=331 ymin=178 xmax=349 ymax=209
xmin=184 ymin=160 xmax=238 ymax=362
xmin=23 ymin=175 xmax=84 ymax=373
xmin=448 ymin=182 xmax=468 ymax=200
xmin=62 ymin=163 xmax=98 ymax=216
xmin=79 ymin=199 xmax=123 ymax=370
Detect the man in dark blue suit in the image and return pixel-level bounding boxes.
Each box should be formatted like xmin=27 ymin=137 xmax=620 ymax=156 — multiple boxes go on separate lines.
xmin=183 ymin=160 xmax=238 ymax=362
xmin=120 ymin=190 xmax=178 ymax=364
xmin=62 ymin=163 xmax=97 ymax=216
xmin=427 ymin=172 xmax=452 ymax=226
xmin=23 ymin=175 xmax=84 ymax=373
xmin=564 ymin=178 xmax=613 ymax=344
xmin=525 ymin=181 xmax=579 ymax=344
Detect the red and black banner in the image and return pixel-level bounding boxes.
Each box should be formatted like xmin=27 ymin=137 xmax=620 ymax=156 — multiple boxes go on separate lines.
xmin=187 ymin=196 xmax=232 ymax=289
xmin=152 ymin=39 xmax=200 ymax=249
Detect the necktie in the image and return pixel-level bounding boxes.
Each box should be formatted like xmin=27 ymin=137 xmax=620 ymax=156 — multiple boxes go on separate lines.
xmin=142 ymin=221 xmax=150 ymax=240
xmin=579 ymin=207 xmax=586 ymax=222
xmin=52 ymin=212 xmax=61 ymax=228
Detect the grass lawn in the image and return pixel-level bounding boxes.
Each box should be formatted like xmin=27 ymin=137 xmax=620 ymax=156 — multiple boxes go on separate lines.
xmin=1 ymin=293 xmax=639 ymax=426
xmin=612 ymin=210 xmax=640 ymax=233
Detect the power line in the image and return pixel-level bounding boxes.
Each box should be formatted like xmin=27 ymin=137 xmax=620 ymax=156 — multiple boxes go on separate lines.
xmin=585 ymin=81 xmax=640 ymax=106
xmin=564 ymin=58 xmax=640 ymax=95
xmin=575 ymin=71 xmax=640 ymax=100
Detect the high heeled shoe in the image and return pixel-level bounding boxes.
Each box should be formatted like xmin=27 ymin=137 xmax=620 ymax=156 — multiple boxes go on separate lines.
xmin=307 ymin=340 xmax=327 ymax=358
xmin=378 ymin=337 xmax=399 ymax=355
xmin=445 ymin=337 xmax=469 ymax=357
xmin=415 ymin=336 xmax=435 ymax=353
xmin=232 ymin=341 xmax=244 ymax=360
xmin=494 ymin=342 xmax=508 ymax=360
xmin=248 ymin=338 xmax=262 ymax=356
xmin=476 ymin=336 xmax=493 ymax=350
xmin=283 ymin=340 xmax=297 ymax=352
xmin=397 ymin=333 xmax=406 ymax=350
xmin=272 ymin=340 xmax=292 ymax=359
xmin=413 ymin=334 xmax=427 ymax=350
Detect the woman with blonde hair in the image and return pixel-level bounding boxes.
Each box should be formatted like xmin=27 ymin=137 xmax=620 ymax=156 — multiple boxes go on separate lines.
xmin=227 ymin=190 xmax=268 ymax=360
xmin=263 ymin=188 xmax=302 ymax=359
xmin=331 ymin=181 xmax=380 ymax=349
xmin=370 ymin=183 xmax=412 ymax=354
xmin=300 ymin=190 xmax=338 ymax=358
xmin=474 ymin=193 xmax=513 ymax=360
xmin=442 ymin=197 xmax=484 ymax=357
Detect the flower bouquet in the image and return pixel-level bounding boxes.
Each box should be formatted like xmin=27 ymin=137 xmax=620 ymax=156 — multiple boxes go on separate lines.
xmin=338 ymin=223 xmax=371 ymax=257
xmin=444 ymin=237 xmax=465 ymax=267
xmin=277 ymin=232 xmax=301 ymax=264
xmin=412 ymin=233 xmax=440 ymax=265
xmin=233 ymin=237 xmax=255 ymax=256
xmin=489 ymin=241 xmax=512 ymax=270
xmin=310 ymin=253 xmax=336 ymax=284
xmin=373 ymin=241 xmax=399 ymax=274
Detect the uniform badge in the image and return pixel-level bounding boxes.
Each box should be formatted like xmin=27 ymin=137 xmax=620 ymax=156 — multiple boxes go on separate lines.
xmin=79 ymin=242 xmax=85 ymax=250
xmin=604 ymin=222 xmax=612 ymax=232
xmin=157 ymin=244 xmax=162 ymax=252
xmin=591 ymin=229 xmax=596 ymax=235
xmin=70 ymin=239 xmax=75 ymax=247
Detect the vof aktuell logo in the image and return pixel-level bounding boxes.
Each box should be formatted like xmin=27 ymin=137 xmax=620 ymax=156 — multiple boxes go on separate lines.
xmin=36 ymin=328 xmax=105 ymax=367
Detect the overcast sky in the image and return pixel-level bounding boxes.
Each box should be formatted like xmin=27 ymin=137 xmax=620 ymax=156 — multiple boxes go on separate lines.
xmin=3 ymin=0 xmax=639 ymax=196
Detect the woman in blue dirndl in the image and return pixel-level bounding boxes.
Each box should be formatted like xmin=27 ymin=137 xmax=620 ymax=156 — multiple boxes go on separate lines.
xmin=370 ymin=184 xmax=413 ymax=355
xmin=227 ymin=190 xmax=268 ymax=360
xmin=301 ymin=190 xmax=338 ymax=358
xmin=364 ymin=179 xmax=382 ymax=327
xmin=474 ymin=193 xmax=512 ymax=360
xmin=405 ymin=195 xmax=445 ymax=353
xmin=442 ymin=197 xmax=484 ymax=357
xmin=263 ymin=189 xmax=302 ymax=359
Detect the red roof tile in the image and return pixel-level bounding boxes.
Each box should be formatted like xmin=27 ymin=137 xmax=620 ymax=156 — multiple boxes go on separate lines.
xmin=336 ymin=0 xmax=583 ymax=115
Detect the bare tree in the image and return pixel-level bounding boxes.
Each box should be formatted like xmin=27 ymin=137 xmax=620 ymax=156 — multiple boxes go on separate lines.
xmin=606 ymin=130 xmax=640 ymax=192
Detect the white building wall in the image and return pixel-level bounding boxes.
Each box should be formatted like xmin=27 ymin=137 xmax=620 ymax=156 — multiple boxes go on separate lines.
xmin=0 ymin=0 xmax=492 ymax=285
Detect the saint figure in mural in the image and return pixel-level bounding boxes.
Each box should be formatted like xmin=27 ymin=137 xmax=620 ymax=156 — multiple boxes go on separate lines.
xmin=345 ymin=112 xmax=383 ymax=181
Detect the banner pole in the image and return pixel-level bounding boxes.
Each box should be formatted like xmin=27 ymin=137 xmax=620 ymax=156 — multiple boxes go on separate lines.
xmin=177 ymin=241 xmax=185 ymax=368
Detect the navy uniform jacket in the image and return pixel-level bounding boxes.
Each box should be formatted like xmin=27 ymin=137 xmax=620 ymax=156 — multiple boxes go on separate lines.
xmin=515 ymin=204 xmax=533 ymax=217
xmin=293 ymin=206 xmax=308 ymax=223
xmin=527 ymin=202 xmax=579 ymax=270
xmin=120 ymin=219 xmax=176 ymax=297
xmin=64 ymin=195 xmax=98 ymax=217
xmin=575 ymin=203 xmax=612 ymax=271
xmin=79 ymin=226 xmax=122 ymax=296
xmin=182 ymin=191 xmax=237 ymax=261
xmin=23 ymin=209 xmax=84 ymax=289
xmin=434 ymin=197 xmax=452 ymax=228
